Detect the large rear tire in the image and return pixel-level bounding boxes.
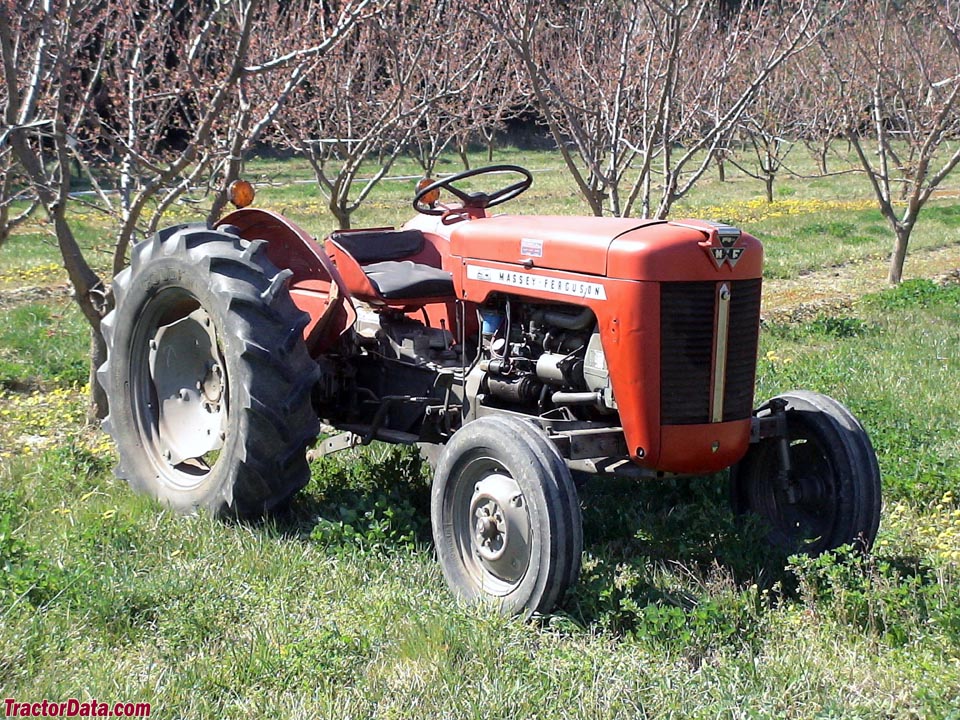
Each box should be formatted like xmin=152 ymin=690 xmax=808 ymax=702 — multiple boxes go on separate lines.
xmin=431 ymin=416 xmax=582 ymax=617
xmin=731 ymin=391 xmax=882 ymax=555
xmin=97 ymin=225 xmax=320 ymax=517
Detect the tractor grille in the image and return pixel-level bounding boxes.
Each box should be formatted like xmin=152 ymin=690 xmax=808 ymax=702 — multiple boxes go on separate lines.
xmin=660 ymin=279 xmax=761 ymax=425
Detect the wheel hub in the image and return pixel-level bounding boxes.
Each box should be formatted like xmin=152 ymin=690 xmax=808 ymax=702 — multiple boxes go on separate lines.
xmin=148 ymin=307 xmax=227 ymax=466
xmin=469 ymin=473 xmax=529 ymax=583
xmin=794 ymin=473 xmax=829 ymax=505
xmin=201 ymin=362 xmax=224 ymax=405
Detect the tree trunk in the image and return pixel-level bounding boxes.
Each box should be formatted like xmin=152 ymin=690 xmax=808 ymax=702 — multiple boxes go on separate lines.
xmin=765 ymin=175 xmax=774 ymax=203
xmin=457 ymin=143 xmax=471 ymax=170
xmin=88 ymin=327 xmax=109 ymax=421
xmin=888 ymin=225 xmax=911 ymax=284
xmin=716 ymin=154 xmax=726 ymax=183
xmin=0 ymin=207 xmax=8 ymax=249
xmin=332 ymin=202 xmax=351 ymax=230
xmin=487 ymin=141 xmax=494 ymax=163
xmin=50 ymin=212 xmax=110 ymax=420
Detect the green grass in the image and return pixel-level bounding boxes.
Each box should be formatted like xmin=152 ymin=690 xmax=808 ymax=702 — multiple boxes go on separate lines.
xmin=1 ymin=147 xmax=960 ymax=718
xmin=759 ymin=280 xmax=960 ymax=504
xmin=0 ymin=300 xmax=89 ymax=389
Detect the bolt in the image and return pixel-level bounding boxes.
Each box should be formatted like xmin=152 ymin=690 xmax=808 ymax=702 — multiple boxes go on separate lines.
xmin=163 ymin=449 xmax=172 ymax=462
xmin=510 ymin=494 xmax=523 ymax=508
xmin=149 ymin=340 xmax=157 ymax=350
xmin=179 ymin=389 xmax=190 ymax=401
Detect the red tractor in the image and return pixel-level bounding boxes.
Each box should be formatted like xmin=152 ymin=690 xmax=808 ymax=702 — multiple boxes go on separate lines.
xmin=98 ymin=165 xmax=881 ymax=616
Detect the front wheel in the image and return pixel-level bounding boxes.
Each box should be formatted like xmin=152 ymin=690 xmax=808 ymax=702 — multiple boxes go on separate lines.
xmin=731 ymin=391 xmax=882 ymax=555
xmin=431 ymin=416 xmax=582 ymax=617
xmin=97 ymin=226 xmax=320 ymax=517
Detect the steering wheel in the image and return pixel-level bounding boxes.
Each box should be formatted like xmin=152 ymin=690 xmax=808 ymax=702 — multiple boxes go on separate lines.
xmin=413 ymin=165 xmax=533 ymax=216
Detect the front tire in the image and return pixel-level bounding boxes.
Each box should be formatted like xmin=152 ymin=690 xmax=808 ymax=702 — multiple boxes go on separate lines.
xmin=731 ymin=391 xmax=882 ymax=554
xmin=431 ymin=416 xmax=582 ymax=617
xmin=97 ymin=226 xmax=320 ymax=516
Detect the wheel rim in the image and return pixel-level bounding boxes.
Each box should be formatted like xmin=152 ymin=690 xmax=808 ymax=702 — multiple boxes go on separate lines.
xmin=131 ymin=288 xmax=228 ymax=489
xmin=452 ymin=455 xmax=531 ymax=596
xmin=751 ymin=428 xmax=837 ymax=552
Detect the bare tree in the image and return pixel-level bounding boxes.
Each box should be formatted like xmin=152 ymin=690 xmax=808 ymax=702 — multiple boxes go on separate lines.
xmin=479 ymin=0 xmax=835 ymax=219
xmin=0 ymin=0 xmax=114 ymax=415
xmin=794 ymin=50 xmax=846 ymax=176
xmin=0 ymin=144 xmax=37 ymax=249
xmin=410 ymin=11 xmax=504 ymax=175
xmin=478 ymin=0 xmax=640 ymax=216
xmin=85 ymin=0 xmax=373 ymax=274
xmin=727 ymin=59 xmax=803 ymax=202
xmin=275 ymin=1 xmax=482 ymax=229
xmin=470 ymin=46 xmax=526 ymax=165
xmin=445 ymin=35 xmax=522 ymax=169
xmin=409 ymin=102 xmax=460 ymax=178
xmin=0 ymin=0 xmax=373 ymax=418
xmin=820 ymin=0 xmax=960 ymax=283
xmin=448 ymin=41 xmax=524 ymax=169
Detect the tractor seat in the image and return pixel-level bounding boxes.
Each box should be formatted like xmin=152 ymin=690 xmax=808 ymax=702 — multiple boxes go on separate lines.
xmin=330 ymin=228 xmax=425 ymax=262
xmin=325 ymin=229 xmax=455 ymax=304
xmin=362 ymin=260 xmax=454 ymax=300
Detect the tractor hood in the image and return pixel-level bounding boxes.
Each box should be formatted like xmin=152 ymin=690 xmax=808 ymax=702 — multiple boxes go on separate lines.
xmin=449 ymin=215 xmax=763 ymax=281
xmin=449 ymin=215 xmax=664 ymax=276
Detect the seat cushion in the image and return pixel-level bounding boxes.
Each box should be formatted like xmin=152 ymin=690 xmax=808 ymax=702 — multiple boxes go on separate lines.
xmin=363 ymin=261 xmax=454 ymax=300
xmin=330 ymin=229 xmax=424 ymax=263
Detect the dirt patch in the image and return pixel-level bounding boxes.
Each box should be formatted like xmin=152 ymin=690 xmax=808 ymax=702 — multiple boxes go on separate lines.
xmin=762 ymin=242 xmax=960 ymax=323
xmin=0 ymin=283 xmax=72 ymax=309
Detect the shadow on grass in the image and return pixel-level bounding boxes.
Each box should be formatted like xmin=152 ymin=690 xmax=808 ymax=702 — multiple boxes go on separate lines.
xmin=238 ymin=445 xmax=948 ymax=651
xmin=262 ymin=443 xmax=433 ymax=552
xmin=253 ymin=447 xmax=794 ymax=640
xmin=562 ymin=473 xmax=794 ymax=644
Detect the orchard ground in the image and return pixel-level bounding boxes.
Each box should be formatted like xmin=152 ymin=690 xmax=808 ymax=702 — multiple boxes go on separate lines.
xmin=1 ymin=148 xmax=959 ymax=718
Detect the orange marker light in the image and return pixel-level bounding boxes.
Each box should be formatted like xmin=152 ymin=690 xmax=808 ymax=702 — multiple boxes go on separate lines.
xmin=417 ymin=177 xmax=440 ymax=206
xmin=228 ymin=179 xmax=255 ymax=208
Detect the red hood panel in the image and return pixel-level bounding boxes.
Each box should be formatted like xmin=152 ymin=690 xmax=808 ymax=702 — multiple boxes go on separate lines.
xmin=449 ymin=215 xmax=664 ymax=276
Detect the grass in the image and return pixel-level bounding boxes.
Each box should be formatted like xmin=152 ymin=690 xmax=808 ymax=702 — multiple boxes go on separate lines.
xmin=1 ymin=146 xmax=960 ymax=717
xmin=759 ymin=280 xmax=960 ymax=505
xmin=0 ymin=300 xmax=89 ymax=390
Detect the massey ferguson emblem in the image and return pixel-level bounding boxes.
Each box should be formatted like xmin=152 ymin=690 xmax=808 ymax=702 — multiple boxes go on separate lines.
xmin=710 ymin=246 xmax=744 ymax=268
xmin=704 ymin=222 xmax=745 ymax=268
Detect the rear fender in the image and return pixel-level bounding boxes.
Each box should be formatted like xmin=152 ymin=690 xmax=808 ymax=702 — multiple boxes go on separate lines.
xmin=218 ymin=209 xmax=356 ymax=354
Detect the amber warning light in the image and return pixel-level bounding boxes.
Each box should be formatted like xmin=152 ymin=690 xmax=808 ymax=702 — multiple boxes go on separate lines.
xmin=417 ymin=177 xmax=440 ymax=206
xmin=228 ymin=179 xmax=256 ymax=208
